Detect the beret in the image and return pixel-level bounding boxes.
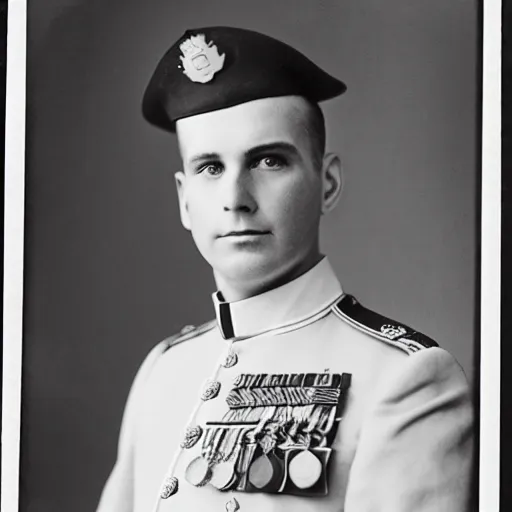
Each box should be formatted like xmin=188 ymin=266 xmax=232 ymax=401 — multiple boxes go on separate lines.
xmin=142 ymin=26 xmax=347 ymax=132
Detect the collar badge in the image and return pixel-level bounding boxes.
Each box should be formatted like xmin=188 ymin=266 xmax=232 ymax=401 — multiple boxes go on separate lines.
xmin=380 ymin=324 xmax=407 ymax=340
xmin=179 ymin=34 xmax=225 ymax=83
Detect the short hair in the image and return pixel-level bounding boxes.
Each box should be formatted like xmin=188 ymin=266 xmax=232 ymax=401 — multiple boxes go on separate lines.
xmin=303 ymin=101 xmax=326 ymax=170
xmin=287 ymin=98 xmax=326 ymax=170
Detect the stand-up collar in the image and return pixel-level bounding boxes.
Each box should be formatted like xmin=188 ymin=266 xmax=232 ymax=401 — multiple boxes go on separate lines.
xmin=212 ymin=258 xmax=343 ymax=340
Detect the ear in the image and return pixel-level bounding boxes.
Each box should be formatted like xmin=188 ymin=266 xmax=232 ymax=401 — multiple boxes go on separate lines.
xmin=175 ymin=171 xmax=191 ymax=231
xmin=320 ymin=152 xmax=343 ymax=214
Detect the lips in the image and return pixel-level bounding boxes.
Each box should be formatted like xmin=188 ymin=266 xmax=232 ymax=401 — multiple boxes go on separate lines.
xmin=221 ymin=230 xmax=270 ymax=237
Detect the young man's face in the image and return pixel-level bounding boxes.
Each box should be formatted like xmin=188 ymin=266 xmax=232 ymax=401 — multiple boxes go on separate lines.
xmin=175 ymin=96 xmax=330 ymax=293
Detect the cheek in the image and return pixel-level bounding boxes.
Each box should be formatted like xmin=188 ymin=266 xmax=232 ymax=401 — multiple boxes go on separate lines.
xmin=185 ymin=190 xmax=216 ymax=239
xmin=186 ymin=184 xmax=213 ymax=218
xmin=187 ymin=197 xmax=206 ymax=221
xmin=275 ymin=178 xmax=322 ymax=233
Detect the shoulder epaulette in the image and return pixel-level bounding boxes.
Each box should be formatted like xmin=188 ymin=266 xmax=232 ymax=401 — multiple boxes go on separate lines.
xmin=162 ymin=319 xmax=217 ymax=353
xmin=332 ymin=294 xmax=438 ymax=355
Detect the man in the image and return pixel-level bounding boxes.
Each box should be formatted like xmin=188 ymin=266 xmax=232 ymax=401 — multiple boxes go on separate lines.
xmin=97 ymin=26 xmax=473 ymax=512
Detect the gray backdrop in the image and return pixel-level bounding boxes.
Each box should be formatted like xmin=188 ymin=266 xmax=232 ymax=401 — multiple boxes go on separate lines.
xmin=22 ymin=1 xmax=479 ymax=511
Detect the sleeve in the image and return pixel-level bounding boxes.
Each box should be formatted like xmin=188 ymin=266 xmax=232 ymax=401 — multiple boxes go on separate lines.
xmin=96 ymin=341 xmax=168 ymax=512
xmin=344 ymin=347 xmax=474 ymax=512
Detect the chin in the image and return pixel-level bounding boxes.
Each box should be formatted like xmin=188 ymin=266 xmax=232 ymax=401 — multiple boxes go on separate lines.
xmin=213 ymin=252 xmax=283 ymax=284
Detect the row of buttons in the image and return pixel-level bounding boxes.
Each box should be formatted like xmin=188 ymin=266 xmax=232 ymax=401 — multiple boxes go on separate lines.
xmin=154 ymin=339 xmax=240 ymax=511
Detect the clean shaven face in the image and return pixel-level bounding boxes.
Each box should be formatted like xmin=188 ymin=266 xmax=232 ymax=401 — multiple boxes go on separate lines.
xmin=175 ymin=95 xmax=340 ymax=299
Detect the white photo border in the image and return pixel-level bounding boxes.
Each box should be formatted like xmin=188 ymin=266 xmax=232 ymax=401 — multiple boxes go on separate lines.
xmin=2 ymin=0 xmax=27 ymax=511
xmin=479 ymin=0 xmax=501 ymax=510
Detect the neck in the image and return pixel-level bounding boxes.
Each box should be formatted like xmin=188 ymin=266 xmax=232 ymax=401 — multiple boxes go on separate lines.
xmin=214 ymin=252 xmax=324 ymax=302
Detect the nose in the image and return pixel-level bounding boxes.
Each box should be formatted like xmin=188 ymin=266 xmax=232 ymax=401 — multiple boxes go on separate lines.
xmin=221 ymin=168 xmax=258 ymax=214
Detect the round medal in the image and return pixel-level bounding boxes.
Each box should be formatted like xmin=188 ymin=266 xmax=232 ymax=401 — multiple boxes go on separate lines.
xmin=210 ymin=460 xmax=238 ymax=490
xmin=185 ymin=456 xmax=212 ymax=487
xmin=288 ymin=450 xmax=322 ymax=489
xmin=248 ymin=453 xmax=283 ymax=491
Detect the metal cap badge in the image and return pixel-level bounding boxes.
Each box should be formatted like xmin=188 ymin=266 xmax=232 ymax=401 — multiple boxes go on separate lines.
xmin=179 ymin=34 xmax=225 ymax=83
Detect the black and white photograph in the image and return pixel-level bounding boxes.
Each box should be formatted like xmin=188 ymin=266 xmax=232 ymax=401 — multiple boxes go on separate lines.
xmin=2 ymin=0 xmax=502 ymax=511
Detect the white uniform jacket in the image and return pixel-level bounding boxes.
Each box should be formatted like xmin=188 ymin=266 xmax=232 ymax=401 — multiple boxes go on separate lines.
xmin=97 ymin=258 xmax=473 ymax=512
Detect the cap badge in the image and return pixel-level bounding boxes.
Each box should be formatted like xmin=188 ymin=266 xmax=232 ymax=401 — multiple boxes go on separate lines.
xmin=179 ymin=34 xmax=225 ymax=84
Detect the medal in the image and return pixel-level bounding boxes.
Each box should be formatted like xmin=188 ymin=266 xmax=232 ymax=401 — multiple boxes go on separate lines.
xmin=185 ymin=456 xmax=212 ymax=487
xmin=287 ymin=450 xmax=322 ymax=489
xmin=248 ymin=452 xmax=284 ymax=492
xmin=210 ymin=460 xmax=238 ymax=491
xmin=210 ymin=426 xmax=247 ymax=491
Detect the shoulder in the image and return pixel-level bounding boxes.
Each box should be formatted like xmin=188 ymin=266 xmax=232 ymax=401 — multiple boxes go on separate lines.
xmin=157 ymin=320 xmax=216 ymax=354
xmin=330 ymin=296 xmax=471 ymax=415
xmin=134 ymin=319 xmax=216 ymax=382
xmin=331 ymin=293 xmax=439 ymax=356
xmin=161 ymin=319 xmax=217 ymax=352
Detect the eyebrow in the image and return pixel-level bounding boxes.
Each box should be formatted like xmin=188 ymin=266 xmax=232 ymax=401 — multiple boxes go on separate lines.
xmin=245 ymin=142 xmax=301 ymax=160
xmin=189 ymin=152 xmax=221 ymax=165
xmin=188 ymin=142 xmax=301 ymax=166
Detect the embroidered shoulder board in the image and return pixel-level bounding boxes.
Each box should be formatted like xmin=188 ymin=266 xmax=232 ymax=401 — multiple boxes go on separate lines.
xmin=333 ymin=294 xmax=438 ymax=355
xmin=162 ymin=319 xmax=217 ymax=353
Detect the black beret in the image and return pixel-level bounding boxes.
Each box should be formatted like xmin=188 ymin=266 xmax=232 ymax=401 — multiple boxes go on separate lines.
xmin=142 ymin=26 xmax=347 ymax=132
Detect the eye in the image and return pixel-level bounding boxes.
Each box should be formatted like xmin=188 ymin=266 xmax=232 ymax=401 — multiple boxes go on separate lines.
xmin=198 ymin=162 xmax=224 ymax=177
xmin=252 ymin=155 xmax=287 ymax=171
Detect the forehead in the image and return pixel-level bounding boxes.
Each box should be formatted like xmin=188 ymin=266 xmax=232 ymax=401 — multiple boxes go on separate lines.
xmin=176 ymin=96 xmax=311 ymax=159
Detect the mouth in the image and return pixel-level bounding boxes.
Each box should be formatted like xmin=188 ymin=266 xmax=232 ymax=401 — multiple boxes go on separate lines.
xmin=220 ymin=230 xmax=271 ymax=238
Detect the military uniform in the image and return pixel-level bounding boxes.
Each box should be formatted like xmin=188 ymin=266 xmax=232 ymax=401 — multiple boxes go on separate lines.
xmin=97 ymin=259 xmax=472 ymax=512
xmin=97 ymin=26 xmax=473 ymax=512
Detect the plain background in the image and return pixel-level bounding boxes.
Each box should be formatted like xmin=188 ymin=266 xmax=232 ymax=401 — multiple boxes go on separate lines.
xmin=21 ymin=1 xmax=479 ymax=511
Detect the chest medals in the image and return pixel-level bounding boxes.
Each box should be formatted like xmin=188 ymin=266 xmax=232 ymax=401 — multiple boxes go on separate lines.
xmin=184 ymin=371 xmax=351 ymax=497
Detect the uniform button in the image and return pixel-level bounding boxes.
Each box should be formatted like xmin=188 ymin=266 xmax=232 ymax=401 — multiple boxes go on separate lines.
xmin=222 ymin=350 xmax=238 ymax=368
xmin=180 ymin=425 xmax=203 ymax=449
xmin=225 ymin=497 xmax=240 ymax=511
xmin=160 ymin=476 xmax=179 ymax=499
xmin=201 ymin=380 xmax=221 ymax=401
